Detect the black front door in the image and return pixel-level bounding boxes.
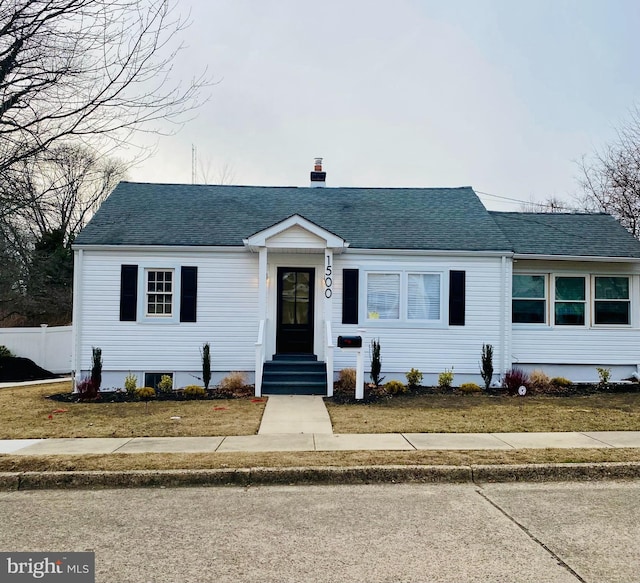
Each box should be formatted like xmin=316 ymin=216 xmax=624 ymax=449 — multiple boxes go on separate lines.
xmin=276 ymin=267 xmax=315 ymax=354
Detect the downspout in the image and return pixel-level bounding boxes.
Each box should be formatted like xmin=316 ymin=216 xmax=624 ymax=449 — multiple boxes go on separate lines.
xmin=71 ymin=248 xmax=83 ymax=389
xmin=499 ymin=254 xmax=508 ymax=378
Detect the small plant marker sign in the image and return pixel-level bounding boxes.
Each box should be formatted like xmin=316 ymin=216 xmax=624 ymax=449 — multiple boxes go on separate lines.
xmin=518 ymin=385 xmax=527 ymax=413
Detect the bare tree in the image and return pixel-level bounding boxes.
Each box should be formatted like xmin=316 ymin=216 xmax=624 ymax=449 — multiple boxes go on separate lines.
xmin=0 ymin=0 xmax=208 ymax=185
xmin=579 ymin=107 xmax=640 ymax=238
xmin=9 ymin=144 xmax=125 ymax=245
xmin=0 ymin=144 xmax=125 ymax=325
xmin=195 ymin=150 xmax=236 ymax=185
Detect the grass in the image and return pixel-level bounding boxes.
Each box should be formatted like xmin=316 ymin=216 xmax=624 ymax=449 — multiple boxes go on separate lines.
xmin=326 ymin=393 xmax=640 ymax=434
xmin=0 ymin=449 xmax=639 ymax=473
xmin=0 ymin=382 xmax=265 ymax=439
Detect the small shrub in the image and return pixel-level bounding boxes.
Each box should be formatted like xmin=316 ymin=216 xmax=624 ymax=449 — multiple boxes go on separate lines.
xmin=135 ymin=386 xmax=156 ymax=400
xmin=336 ymin=368 xmax=356 ymax=392
xmin=459 ymin=382 xmax=482 ymax=393
xmin=217 ymin=372 xmax=251 ymax=397
xmin=480 ymin=344 xmax=494 ymax=390
xmin=596 ymin=367 xmax=611 ymax=386
xmin=385 ymin=380 xmax=407 ymax=395
xmin=503 ymin=367 xmax=529 ymax=396
xmin=370 ymin=338 xmax=384 ymax=387
xmin=183 ymin=384 xmax=206 ymax=399
xmin=124 ymin=373 xmax=137 ymax=396
xmin=0 ymin=345 xmax=14 ymax=359
xmin=551 ymin=376 xmax=572 ymax=388
xmin=91 ymin=347 xmax=102 ymax=391
xmin=529 ymin=369 xmax=551 ymax=392
xmin=157 ymin=374 xmax=173 ymax=395
xmin=405 ymin=368 xmax=423 ymax=389
xmin=76 ymin=377 xmax=98 ymax=401
xmin=438 ymin=368 xmax=454 ymax=389
xmin=201 ymin=342 xmax=211 ymax=390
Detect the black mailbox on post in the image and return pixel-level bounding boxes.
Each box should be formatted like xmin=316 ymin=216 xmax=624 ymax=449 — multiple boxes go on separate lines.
xmin=337 ymin=335 xmax=362 ymax=348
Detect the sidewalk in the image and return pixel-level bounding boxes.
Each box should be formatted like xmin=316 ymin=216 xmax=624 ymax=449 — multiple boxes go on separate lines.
xmin=2 ymin=431 xmax=640 ymax=456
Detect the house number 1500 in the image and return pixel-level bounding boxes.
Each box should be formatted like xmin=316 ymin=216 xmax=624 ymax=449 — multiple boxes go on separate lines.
xmin=324 ymin=255 xmax=333 ymax=298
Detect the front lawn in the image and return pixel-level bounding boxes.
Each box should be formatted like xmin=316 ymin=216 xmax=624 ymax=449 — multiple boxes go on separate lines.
xmin=0 ymin=382 xmax=266 ymax=439
xmin=325 ymin=393 xmax=640 ymax=434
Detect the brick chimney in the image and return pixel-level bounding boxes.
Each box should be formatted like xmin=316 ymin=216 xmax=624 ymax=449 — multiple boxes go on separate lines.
xmin=310 ymin=157 xmax=326 ymax=187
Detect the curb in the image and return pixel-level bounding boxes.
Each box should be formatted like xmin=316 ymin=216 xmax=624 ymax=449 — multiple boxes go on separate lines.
xmin=1 ymin=462 xmax=639 ymax=490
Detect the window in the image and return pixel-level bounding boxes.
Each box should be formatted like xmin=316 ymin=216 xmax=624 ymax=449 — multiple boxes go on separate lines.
xmin=367 ymin=273 xmax=400 ymax=319
xmin=146 ymin=269 xmax=173 ymax=316
xmin=512 ymin=275 xmax=546 ymax=323
xmin=408 ymin=273 xmax=441 ymax=320
xmin=366 ymin=271 xmax=442 ymax=322
xmin=554 ymin=276 xmax=585 ymax=325
xmin=144 ymin=372 xmax=173 ymax=391
xmin=594 ymin=276 xmax=630 ymax=325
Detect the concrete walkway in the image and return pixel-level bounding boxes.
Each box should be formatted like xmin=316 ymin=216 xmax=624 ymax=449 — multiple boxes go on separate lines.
xmin=258 ymin=395 xmax=333 ymax=435
xmin=0 ymin=377 xmax=71 ymax=389
xmin=1 ymin=431 xmax=640 ymax=455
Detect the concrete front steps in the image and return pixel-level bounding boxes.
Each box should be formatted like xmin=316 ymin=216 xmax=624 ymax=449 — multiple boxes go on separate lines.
xmin=261 ymin=354 xmax=327 ymax=395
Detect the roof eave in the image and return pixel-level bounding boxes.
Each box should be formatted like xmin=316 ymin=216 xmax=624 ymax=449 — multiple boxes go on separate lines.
xmin=72 ymin=244 xmax=247 ymax=252
xmin=514 ymin=253 xmax=640 ymax=263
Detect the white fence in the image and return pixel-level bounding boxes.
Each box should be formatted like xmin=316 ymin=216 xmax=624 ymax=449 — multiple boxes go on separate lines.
xmin=0 ymin=325 xmax=72 ymax=374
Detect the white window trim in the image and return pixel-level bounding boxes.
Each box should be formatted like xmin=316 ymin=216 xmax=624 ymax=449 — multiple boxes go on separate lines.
xmin=145 ymin=268 xmax=175 ymax=318
xmin=136 ymin=263 xmax=182 ymax=324
xmin=512 ymin=273 xmax=548 ymax=326
xmin=591 ymin=274 xmax=633 ymax=328
xmin=552 ymin=274 xmax=588 ymax=328
xmin=513 ymin=271 xmax=634 ymax=329
xmin=363 ymin=269 xmax=444 ymax=326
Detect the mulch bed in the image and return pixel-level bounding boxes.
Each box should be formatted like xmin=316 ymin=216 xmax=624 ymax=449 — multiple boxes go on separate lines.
xmin=47 ymin=385 xmax=257 ymax=403
xmin=0 ymin=356 xmax=59 ymax=382
xmin=329 ymin=381 xmax=640 ymax=404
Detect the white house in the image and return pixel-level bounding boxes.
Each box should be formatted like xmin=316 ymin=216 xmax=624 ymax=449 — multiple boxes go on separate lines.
xmin=71 ymin=163 xmax=640 ymax=394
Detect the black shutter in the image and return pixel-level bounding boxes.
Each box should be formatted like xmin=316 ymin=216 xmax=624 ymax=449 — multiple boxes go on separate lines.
xmin=120 ymin=265 xmax=138 ymax=321
xmin=180 ymin=266 xmax=198 ymax=322
xmin=449 ymin=270 xmax=466 ymax=326
xmin=342 ymin=269 xmax=359 ymax=324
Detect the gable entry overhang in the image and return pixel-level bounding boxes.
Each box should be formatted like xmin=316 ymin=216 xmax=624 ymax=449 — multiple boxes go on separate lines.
xmin=243 ymin=214 xmax=349 ymax=253
xmin=244 ymin=215 xmax=348 ymax=396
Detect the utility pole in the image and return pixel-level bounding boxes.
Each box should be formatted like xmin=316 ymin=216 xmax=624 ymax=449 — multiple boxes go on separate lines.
xmin=191 ymin=144 xmax=197 ymax=184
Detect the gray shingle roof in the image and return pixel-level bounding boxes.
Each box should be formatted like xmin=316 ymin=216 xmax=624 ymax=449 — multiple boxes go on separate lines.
xmin=74 ymin=182 xmax=640 ymax=258
xmin=75 ymin=182 xmax=513 ymax=251
xmin=489 ymin=212 xmax=640 ymax=258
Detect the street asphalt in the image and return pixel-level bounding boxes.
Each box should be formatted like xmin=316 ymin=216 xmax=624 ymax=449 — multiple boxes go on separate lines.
xmin=0 ymin=481 xmax=638 ymax=582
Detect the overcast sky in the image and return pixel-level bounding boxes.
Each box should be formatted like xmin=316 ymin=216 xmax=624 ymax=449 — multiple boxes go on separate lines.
xmin=126 ymin=0 xmax=640 ymax=211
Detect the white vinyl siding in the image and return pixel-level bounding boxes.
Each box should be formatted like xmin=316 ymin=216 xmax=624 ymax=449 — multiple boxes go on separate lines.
xmin=333 ymin=254 xmax=507 ymax=378
xmin=77 ymin=249 xmax=259 ymax=374
xmin=512 ymin=260 xmax=640 ymax=369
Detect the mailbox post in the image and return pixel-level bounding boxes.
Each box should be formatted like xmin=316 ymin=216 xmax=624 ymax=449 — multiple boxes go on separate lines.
xmin=338 ymin=334 xmax=365 ymax=400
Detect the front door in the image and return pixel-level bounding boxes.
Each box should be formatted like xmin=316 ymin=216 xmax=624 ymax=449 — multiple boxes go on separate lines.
xmin=276 ymin=267 xmax=315 ymax=354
